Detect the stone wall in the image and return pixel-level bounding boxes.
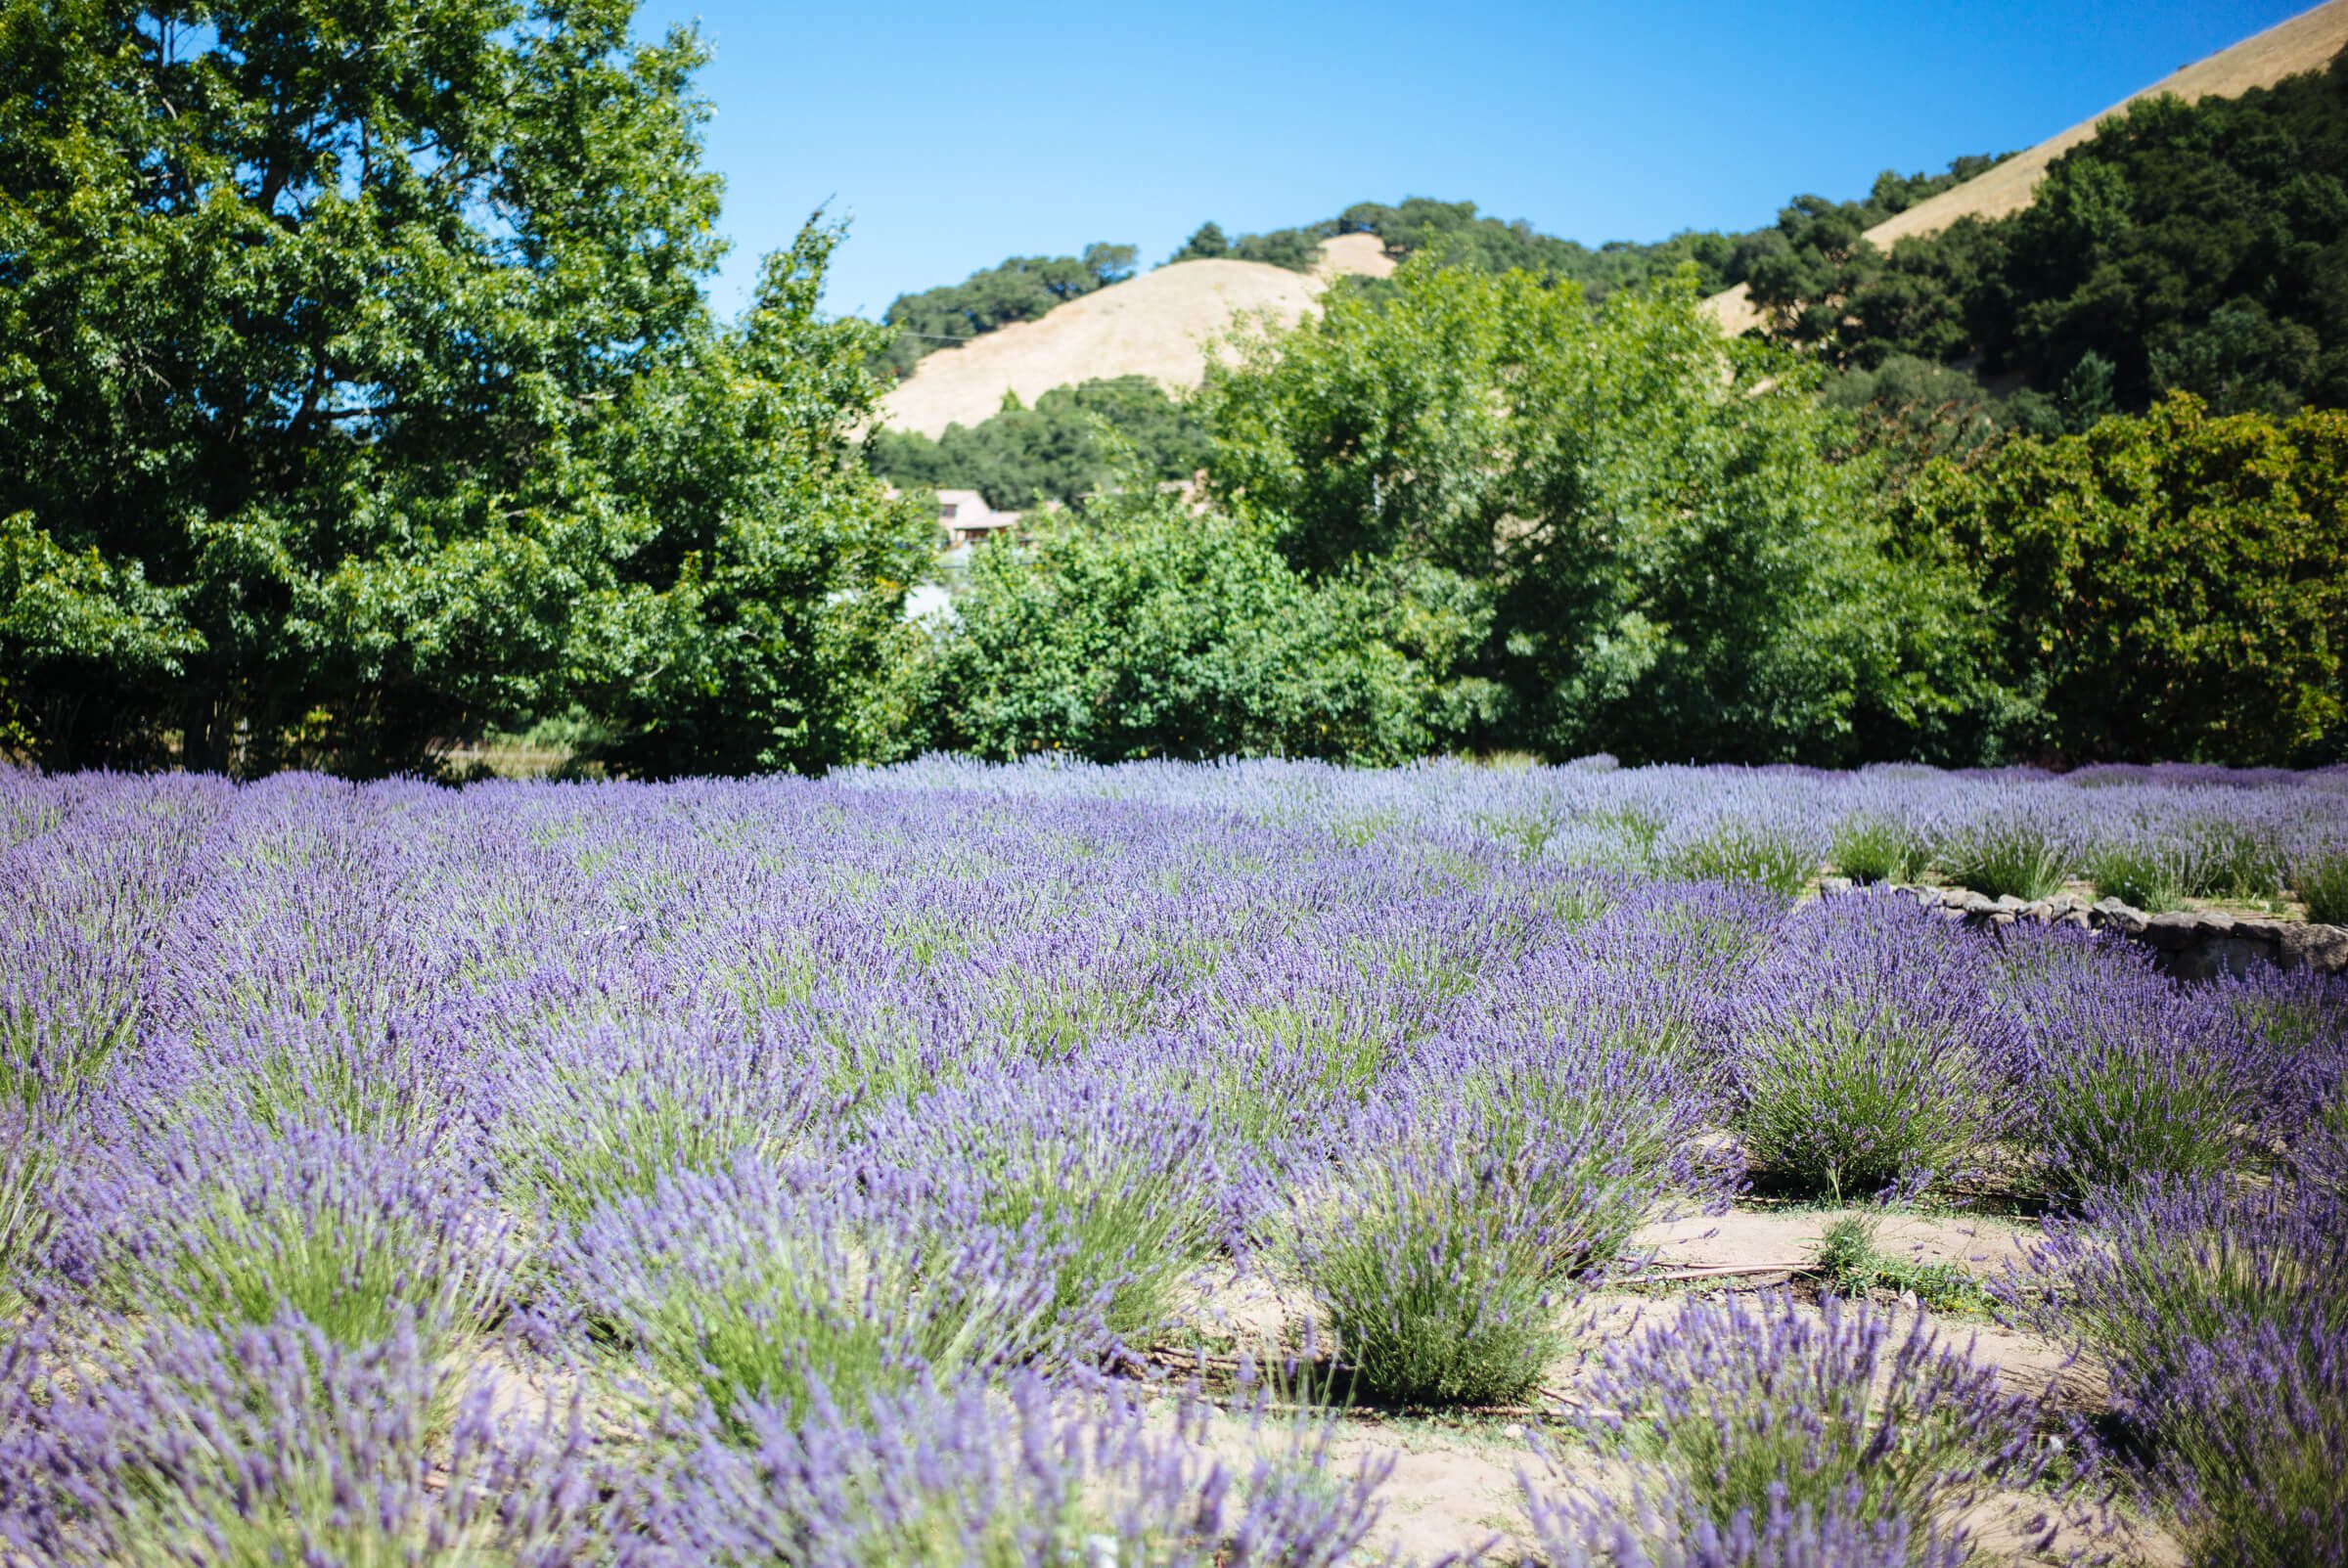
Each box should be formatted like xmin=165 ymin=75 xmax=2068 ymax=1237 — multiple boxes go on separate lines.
xmin=1825 ymin=880 xmax=2348 ymax=980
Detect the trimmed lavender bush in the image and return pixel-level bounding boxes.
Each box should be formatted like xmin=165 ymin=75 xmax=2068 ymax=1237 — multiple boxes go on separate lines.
xmin=1404 ymin=1026 xmax=1739 ymax=1277
xmin=2003 ymin=965 xmax=2278 ymax=1199
xmin=1728 ymin=894 xmax=2009 ymax=1197
xmin=1830 ymin=814 xmax=1937 ymax=886
xmin=487 ymin=1018 xmax=833 ymax=1224
xmin=2156 ymin=1317 xmax=2348 ymax=1568
xmin=1937 ymin=812 xmax=2073 ymax=902
xmin=617 ymin=1372 xmax=1390 ymax=1568
xmin=551 ymin=1155 xmax=1060 ymax=1433
xmin=0 ymin=1314 xmax=591 ymax=1568
xmin=1544 ymin=1292 xmax=2048 ymax=1562
xmin=2297 ymin=845 xmax=2348 ymax=924
xmin=2089 ymin=835 xmax=2190 ymax=913
xmin=1526 ymin=1478 xmax=1968 ymax=1568
xmin=1656 ymin=815 xmax=1821 ymax=902
xmin=1292 ymin=1093 xmax=1618 ymax=1406
xmin=2002 ymin=1176 xmax=2348 ymax=1415
xmin=69 ymin=1120 xmax=517 ymax=1356
xmin=855 ymin=1065 xmax=1237 ymax=1351
xmin=2008 ymin=1177 xmax=2348 ymax=1567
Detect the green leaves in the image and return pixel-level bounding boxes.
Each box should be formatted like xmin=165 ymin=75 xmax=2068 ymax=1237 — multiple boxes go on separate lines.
xmin=1197 ymin=256 xmax=1941 ymax=764
xmin=0 ymin=4 xmax=917 ymax=778
xmin=1904 ymin=394 xmax=2348 ymax=764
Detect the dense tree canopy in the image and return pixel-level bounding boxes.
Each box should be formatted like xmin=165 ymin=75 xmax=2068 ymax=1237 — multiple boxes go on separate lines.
xmin=1196 ymin=259 xmax=1987 ymax=765
xmin=865 ymin=377 xmax=1209 ymax=511
xmin=1794 ymin=52 xmax=2348 ymax=416
xmin=1896 ymin=396 xmax=2348 ymax=765
xmin=0 ymin=0 xmax=926 ymax=777
xmin=907 ymin=493 xmax=1493 ymax=764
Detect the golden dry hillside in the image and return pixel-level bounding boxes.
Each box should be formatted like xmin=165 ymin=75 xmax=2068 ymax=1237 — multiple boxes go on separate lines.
xmin=1703 ymin=0 xmax=2348 ymax=334
xmin=880 ymin=233 xmax=1394 ymax=438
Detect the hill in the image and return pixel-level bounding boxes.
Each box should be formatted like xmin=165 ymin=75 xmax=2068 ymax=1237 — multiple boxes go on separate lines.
xmin=880 ymin=234 xmax=1392 ymax=438
xmin=1703 ymin=0 xmax=2348 ymax=334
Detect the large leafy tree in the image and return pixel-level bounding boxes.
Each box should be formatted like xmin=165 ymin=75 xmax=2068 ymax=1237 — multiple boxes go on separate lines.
xmin=0 ymin=0 xmax=921 ymax=775
xmin=1197 ymin=258 xmax=1988 ymax=764
xmin=908 ymin=492 xmax=1493 ymax=765
xmin=1897 ymin=395 xmax=2348 ymax=764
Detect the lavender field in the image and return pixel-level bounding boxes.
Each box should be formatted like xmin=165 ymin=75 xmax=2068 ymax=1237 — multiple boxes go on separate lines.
xmin=2 ymin=760 xmax=2345 ymax=1566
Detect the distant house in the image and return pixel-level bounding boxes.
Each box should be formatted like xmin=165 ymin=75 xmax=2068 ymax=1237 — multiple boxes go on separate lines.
xmin=932 ymin=488 xmax=1020 ymax=549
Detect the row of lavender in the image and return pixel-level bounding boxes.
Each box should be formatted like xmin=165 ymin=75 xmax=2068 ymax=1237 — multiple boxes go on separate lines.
xmin=0 ymin=767 xmax=2342 ymax=1565
xmin=866 ymin=755 xmax=2348 ymax=917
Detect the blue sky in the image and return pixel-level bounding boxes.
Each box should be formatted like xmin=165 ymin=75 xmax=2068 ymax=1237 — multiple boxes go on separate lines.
xmin=627 ymin=0 xmax=2317 ymax=321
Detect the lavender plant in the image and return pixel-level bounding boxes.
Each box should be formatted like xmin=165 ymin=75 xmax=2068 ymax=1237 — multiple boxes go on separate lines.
xmin=2006 ymin=1177 xmax=2348 ymax=1568
xmin=2297 ymin=844 xmax=2348 ymax=924
xmin=487 ymin=1018 xmax=833 ymax=1225
xmin=551 ymin=1155 xmax=1061 ymax=1434
xmin=1829 ymin=814 xmax=1937 ymax=886
xmin=1937 ymin=811 xmax=2074 ymax=902
xmin=617 ymin=1371 xmax=1391 ymax=1568
xmin=855 ymin=1066 xmax=1237 ymax=1350
xmin=1537 ymin=1292 xmax=2049 ymax=1564
xmin=71 ymin=1119 xmax=518 ymax=1357
xmin=2003 ymin=966 xmax=2277 ymax=1198
xmin=1291 ymin=1093 xmax=1617 ymax=1406
xmin=1727 ymin=894 xmax=2009 ymax=1197
xmin=0 ymin=1314 xmax=592 ymax=1568
xmin=1525 ymin=1478 xmax=1968 ymax=1568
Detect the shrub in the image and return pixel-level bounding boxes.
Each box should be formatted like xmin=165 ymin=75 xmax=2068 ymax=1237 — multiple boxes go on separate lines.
xmin=1409 ymin=1028 xmax=1738 ymax=1277
xmin=1292 ymin=1093 xmax=1619 ymax=1406
xmin=1938 ymin=813 xmax=2072 ymax=901
xmin=551 ymin=1156 xmax=1060 ymax=1434
xmin=1830 ymin=814 xmax=1935 ymax=885
xmin=1728 ymin=894 xmax=2009 ymax=1197
xmin=0 ymin=1315 xmax=590 ymax=1568
xmin=625 ymin=1372 xmax=1391 ymax=1568
xmin=2089 ymin=837 xmax=2189 ymax=913
xmin=2297 ymin=846 xmax=2348 ymax=925
xmin=2005 ymin=970 xmax=2276 ymax=1200
xmin=73 ymin=1121 xmax=516 ymax=1357
xmin=1541 ymin=1292 xmax=2048 ymax=1561
xmin=1526 ymin=1477 xmax=1968 ymax=1568
xmin=488 ymin=1019 xmax=831 ymax=1225
xmin=857 ymin=1066 xmax=1237 ymax=1350
xmin=2007 ymin=1177 xmax=2348 ymax=1568
xmin=1657 ymin=819 xmax=1819 ymax=901
xmin=2002 ymin=1177 xmax=2348 ymax=1415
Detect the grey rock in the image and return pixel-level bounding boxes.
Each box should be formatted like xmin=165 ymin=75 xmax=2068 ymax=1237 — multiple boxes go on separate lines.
xmin=1995 ymin=894 xmax=2026 ymax=913
xmin=2057 ymin=909 xmax=2093 ymax=929
xmin=2276 ymin=921 xmax=2348 ymax=975
xmin=2023 ymin=901 xmax=2054 ymax=923
xmin=1961 ymin=893 xmax=1998 ymax=917
xmin=1990 ymin=910 xmax=2018 ymax=926
xmin=2094 ymin=898 xmax=2149 ymax=936
xmin=2144 ymin=912 xmax=2200 ymax=952
xmin=2197 ymin=912 xmax=2236 ymax=937
xmin=1820 ymin=875 xmax=1853 ymax=895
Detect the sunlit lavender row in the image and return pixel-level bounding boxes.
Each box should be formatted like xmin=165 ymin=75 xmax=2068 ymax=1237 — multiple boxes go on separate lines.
xmin=2 ymin=764 xmax=2343 ymax=1566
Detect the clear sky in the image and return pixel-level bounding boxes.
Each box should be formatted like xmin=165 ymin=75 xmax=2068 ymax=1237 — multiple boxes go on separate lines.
xmin=626 ymin=0 xmax=2320 ymax=321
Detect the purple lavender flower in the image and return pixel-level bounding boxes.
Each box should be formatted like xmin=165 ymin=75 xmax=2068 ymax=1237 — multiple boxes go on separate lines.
xmin=1540 ymin=1291 xmax=2053 ymax=1564
xmin=548 ymin=1153 xmax=1062 ymax=1435
xmin=1726 ymin=892 xmax=2013 ymax=1197
xmin=615 ymin=1370 xmax=1390 ymax=1568
xmin=0 ymin=1313 xmax=593 ymax=1568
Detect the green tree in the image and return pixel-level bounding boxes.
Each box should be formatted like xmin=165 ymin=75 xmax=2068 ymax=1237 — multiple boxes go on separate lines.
xmin=1197 ymin=258 xmax=1980 ymax=763
xmin=1898 ymin=395 xmax=2348 ymax=764
xmin=0 ymin=0 xmax=915 ymax=776
xmin=1168 ymin=222 xmax=1229 ymax=262
xmin=866 ymin=376 xmax=1210 ymax=512
xmin=909 ymin=493 xmax=1494 ymax=764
